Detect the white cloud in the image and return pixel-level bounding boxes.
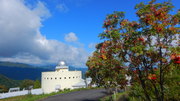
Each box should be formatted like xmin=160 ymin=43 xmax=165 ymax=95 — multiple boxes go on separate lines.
xmin=0 ymin=0 xmax=88 ymax=67
xmin=33 ymin=1 xmax=51 ymax=20
xmin=88 ymin=43 xmax=96 ymax=49
xmin=65 ymin=32 xmax=78 ymax=42
xmin=56 ymin=3 xmax=69 ymax=12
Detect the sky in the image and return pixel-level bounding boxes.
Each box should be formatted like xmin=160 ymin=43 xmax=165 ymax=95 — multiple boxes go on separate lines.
xmin=0 ymin=0 xmax=179 ymax=67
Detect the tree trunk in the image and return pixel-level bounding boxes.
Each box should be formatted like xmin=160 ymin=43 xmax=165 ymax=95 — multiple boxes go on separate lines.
xmin=159 ymin=46 xmax=164 ymax=101
xmin=138 ymin=69 xmax=151 ymax=101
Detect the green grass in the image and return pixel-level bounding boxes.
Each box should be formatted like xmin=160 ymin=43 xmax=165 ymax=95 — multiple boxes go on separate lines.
xmin=100 ymin=91 xmax=129 ymax=101
xmin=0 ymin=88 xmax=94 ymax=101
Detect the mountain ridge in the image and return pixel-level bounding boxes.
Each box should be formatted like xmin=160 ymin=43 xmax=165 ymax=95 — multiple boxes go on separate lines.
xmin=0 ymin=61 xmax=87 ymax=80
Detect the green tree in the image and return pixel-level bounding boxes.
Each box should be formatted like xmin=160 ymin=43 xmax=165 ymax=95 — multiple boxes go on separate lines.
xmin=87 ymin=0 xmax=180 ymax=100
xmin=34 ymin=80 xmax=41 ymax=89
xmin=20 ymin=79 xmax=34 ymax=90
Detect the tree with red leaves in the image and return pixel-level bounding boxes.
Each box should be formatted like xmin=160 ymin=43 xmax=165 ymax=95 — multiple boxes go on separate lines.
xmin=86 ymin=41 xmax=127 ymax=93
xmin=86 ymin=0 xmax=179 ymax=100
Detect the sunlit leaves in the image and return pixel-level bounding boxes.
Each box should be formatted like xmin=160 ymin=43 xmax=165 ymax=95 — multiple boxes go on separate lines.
xmin=86 ymin=0 xmax=179 ymax=100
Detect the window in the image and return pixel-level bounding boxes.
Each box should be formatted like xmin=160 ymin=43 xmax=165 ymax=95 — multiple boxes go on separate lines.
xmin=59 ymin=77 xmax=61 ymax=79
xmin=69 ymin=77 xmax=71 ymax=79
xmin=51 ymin=78 xmax=53 ymax=80
xmin=55 ymin=77 xmax=57 ymax=79
xmin=64 ymin=77 xmax=66 ymax=79
xmin=73 ymin=77 xmax=75 ymax=79
xmin=47 ymin=78 xmax=49 ymax=80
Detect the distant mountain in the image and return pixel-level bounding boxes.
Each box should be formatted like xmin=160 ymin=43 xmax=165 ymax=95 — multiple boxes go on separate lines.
xmin=0 ymin=61 xmax=88 ymax=80
xmin=0 ymin=61 xmax=35 ymax=68
xmin=0 ymin=61 xmax=51 ymax=80
xmin=0 ymin=74 xmax=20 ymax=88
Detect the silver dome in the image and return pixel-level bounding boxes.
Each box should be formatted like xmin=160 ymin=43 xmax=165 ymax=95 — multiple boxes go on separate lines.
xmin=58 ymin=61 xmax=66 ymax=66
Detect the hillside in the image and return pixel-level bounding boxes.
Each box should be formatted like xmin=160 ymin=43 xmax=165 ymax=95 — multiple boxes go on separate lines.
xmin=0 ymin=61 xmax=51 ymax=80
xmin=0 ymin=61 xmax=34 ymax=68
xmin=0 ymin=61 xmax=87 ymax=80
xmin=0 ymin=74 xmax=20 ymax=88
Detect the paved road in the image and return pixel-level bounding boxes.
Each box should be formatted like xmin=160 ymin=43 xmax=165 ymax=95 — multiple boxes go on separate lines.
xmin=41 ymin=89 xmax=108 ymax=101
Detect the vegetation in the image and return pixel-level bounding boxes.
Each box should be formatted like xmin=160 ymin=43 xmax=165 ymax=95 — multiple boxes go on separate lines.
xmin=0 ymin=74 xmax=41 ymax=93
xmin=0 ymin=85 xmax=8 ymax=93
xmin=100 ymin=92 xmax=128 ymax=101
xmin=86 ymin=0 xmax=179 ymax=100
xmin=33 ymin=80 xmax=41 ymax=89
xmin=0 ymin=74 xmax=20 ymax=92
xmin=20 ymin=79 xmax=41 ymax=90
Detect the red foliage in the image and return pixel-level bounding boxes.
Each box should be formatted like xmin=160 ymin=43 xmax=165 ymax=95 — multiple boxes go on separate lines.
xmin=151 ymin=76 xmax=157 ymax=80
xmin=171 ymin=54 xmax=176 ymax=60
xmin=148 ymin=74 xmax=157 ymax=80
xmin=138 ymin=37 xmax=145 ymax=42
xmin=150 ymin=6 xmax=156 ymax=12
xmin=169 ymin=27 xmax=176 ymax=31
xmin=174 ymin=61 xmax=180 ymax=64
xmin=171 ymin=54 xmax=180 ymax=64
xmin=156 ymin=27 xmax=163 ymax=32
xmin=174 ymin=56 xmax=180 ymax=64
xmin=114 ymin=15 xmax=118 ymax=18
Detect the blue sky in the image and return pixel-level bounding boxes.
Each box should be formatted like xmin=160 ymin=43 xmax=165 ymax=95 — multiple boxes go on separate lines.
xmin=0 ymin=0 xmax=179 ymax=67
xmin=39 ymin=0 xmax=180 ymax=52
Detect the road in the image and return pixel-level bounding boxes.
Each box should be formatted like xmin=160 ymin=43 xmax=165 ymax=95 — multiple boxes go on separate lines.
xmin=40 ymin=89 xmax=109 ymax=101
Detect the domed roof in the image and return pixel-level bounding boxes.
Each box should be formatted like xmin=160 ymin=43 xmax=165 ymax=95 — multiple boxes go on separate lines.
xmin=56 ymin=61 xmax=69 ymax=71
xmin=58 ymin=61 xmax=66 ymax=66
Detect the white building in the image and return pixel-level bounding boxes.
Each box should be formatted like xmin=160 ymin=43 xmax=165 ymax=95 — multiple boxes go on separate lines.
xmin=41 ymin=61 xmax=85 ymax=93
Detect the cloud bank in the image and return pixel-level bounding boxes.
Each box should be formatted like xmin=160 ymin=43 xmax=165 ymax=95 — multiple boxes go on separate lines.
xmin=65 ymin=32 xmax=78 ymax=42
xmin=0 ymin=0 xmax=88 ymax=67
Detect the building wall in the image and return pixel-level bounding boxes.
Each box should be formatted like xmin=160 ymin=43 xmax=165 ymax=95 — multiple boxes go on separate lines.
xmin=41 ymin=70 xmax=82 ymax=93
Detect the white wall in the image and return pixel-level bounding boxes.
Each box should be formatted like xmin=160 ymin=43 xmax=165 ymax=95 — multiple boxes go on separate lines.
xmin=0 ymin=88 xmax=43 ymax=99
xmin=41 ymin=70 xmax=82 ymax=93
xmin=31 ymin=88 xmax=43 ymax=95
